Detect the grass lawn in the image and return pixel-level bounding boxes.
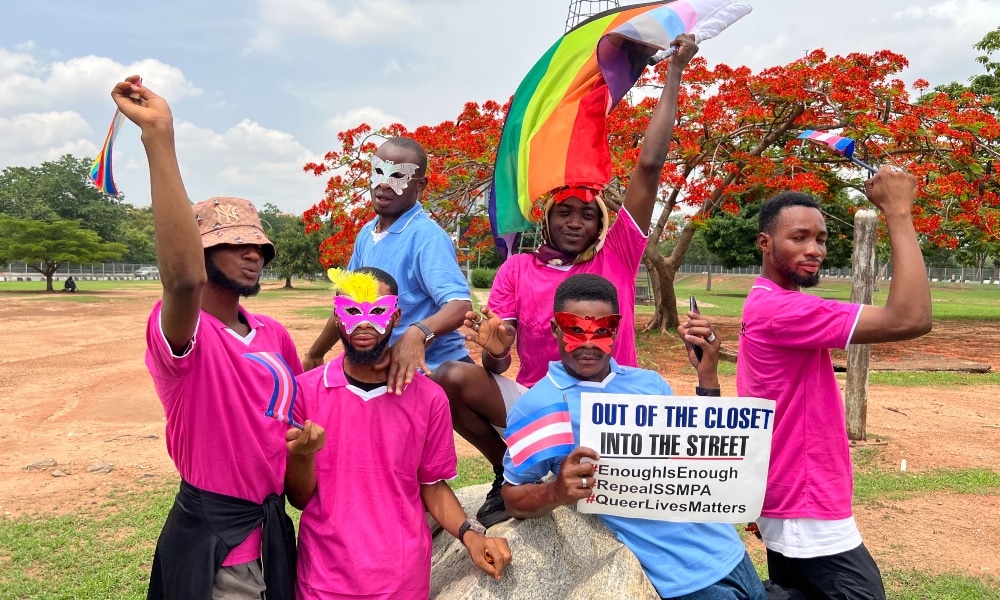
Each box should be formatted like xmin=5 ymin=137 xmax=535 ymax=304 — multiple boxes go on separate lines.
xmin=666 ymin=275 xmax=1000 ymax=321
xmin=2 ymin=276 xmax=998 ymax=597
xmin=2 ymin=450 xmax=998 ymax=599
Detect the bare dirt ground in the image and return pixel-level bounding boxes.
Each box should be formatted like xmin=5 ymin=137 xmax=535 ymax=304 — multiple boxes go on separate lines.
xmin=1 ymin=285 xmax=998 ymax=579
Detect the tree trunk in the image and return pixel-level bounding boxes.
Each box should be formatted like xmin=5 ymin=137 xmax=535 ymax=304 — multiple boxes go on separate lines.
xmin=642 ymin=104 xmax=805 ymax=331
xmin=28 ymin=261 xmax=60 ymax=292
xmin=846 ymin=210 xmax=878 ymax=441
xmin=705 ymin=256 xmax=713 ymax=292
xmin=643 ymin=247 xmax=680 ymax=332
xmin=284 ymin=277 xmax=293 ymax=289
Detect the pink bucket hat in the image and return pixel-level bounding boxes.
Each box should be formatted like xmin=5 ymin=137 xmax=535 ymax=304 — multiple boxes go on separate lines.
xmin=192 ymin=197 xmax=275 ymax=265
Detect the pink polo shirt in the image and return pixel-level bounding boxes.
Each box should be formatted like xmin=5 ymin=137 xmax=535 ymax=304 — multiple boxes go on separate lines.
xmin=489 ymin=207 xmax=646 ymax=387
xmin=292 ymin=355 xmax=458 ymax=599
xmin=736 ymin=278 xmax=863 ymax=520
xmin=145 ymin=301 xmax=302 ymax=565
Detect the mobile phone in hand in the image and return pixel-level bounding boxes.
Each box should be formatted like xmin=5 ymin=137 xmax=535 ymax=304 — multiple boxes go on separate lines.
xmin=689 ymin=296 xmax=703 ymax=363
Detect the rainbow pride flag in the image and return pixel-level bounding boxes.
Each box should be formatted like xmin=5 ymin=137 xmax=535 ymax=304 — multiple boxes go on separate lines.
xmin=89 ymin=110 xmax=125 ymax=196
xmin=244 ymin=352 xmax=304 ymax=430
xmin=506 ymin=401 xmax=575 ymax=475
xmin=489 ymin=0 xmax=752 ymax=254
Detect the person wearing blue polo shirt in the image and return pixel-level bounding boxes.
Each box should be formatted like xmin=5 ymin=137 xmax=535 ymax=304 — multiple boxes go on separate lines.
xmin=303 ymin=137 xmax=473 ymax=395
xmin=501 ymin=273 xmax=766 ymax=600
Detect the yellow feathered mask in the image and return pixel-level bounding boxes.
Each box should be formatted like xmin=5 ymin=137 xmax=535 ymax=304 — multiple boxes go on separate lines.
xmin=327 ymin=268 xmax=380 ymax=302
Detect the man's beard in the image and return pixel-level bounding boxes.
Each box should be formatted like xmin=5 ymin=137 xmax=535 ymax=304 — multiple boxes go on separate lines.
xmin=206 ymin=257 xmax=261 ymax=297
xmin=772 ymin=247 xmax=821 ymax=288
xmin=779 ymin=263 xmax=821 ymax=288
xmin=343 ymin=325 xmax=393 ymax=366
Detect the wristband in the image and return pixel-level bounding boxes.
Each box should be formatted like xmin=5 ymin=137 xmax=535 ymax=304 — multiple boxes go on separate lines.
xmin=487 ymin=347 xmax=511 ymax=360
xmin=696 ymin=387 xmax=721 ymax=396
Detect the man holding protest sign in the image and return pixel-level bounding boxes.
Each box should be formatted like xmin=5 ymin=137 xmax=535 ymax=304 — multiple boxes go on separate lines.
xmin=738 ymin=167 xmax=932 ymax=600
xmin=501 ymin=274 xmax=766 ymax=600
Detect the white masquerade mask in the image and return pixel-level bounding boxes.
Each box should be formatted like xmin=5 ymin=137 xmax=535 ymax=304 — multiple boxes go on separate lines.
xmin=370 ymin=154 xmax=420 ymax=195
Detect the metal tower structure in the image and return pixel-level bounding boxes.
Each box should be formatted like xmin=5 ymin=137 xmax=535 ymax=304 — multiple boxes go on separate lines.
xmin=565 ymin=0 xmax=620 ymax=32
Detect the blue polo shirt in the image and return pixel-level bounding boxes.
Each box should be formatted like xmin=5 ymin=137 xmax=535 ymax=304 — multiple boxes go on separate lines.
xmin=503 ymin=360 xmax=747 ymax=598
xmin=348 ymin=201 xmax=471 ymax=370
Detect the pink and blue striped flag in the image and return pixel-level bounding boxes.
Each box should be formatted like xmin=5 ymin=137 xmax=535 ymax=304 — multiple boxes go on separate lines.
xmin=506 ymin=401 xmax=575 ymax=474
xmin=244 ymin=352 xmax=304 ymax=429
xmin=797 ymin=130 xmax=876 ymax=174
xmin=88 ymin=110 xmax=125 ymax=196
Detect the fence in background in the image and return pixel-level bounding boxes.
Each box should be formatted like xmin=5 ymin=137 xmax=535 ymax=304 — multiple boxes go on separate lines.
xmin=4 ymin=261 xmax=998 ymax=286
xmin=0 ymin=262 xmax=277 ymax=281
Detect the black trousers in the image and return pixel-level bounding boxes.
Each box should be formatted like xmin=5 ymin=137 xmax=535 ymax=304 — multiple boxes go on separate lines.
xmin=764 ymin=543 xmax=886 ymax=600
xmin=147 ymin=480 xmax=296 ymax=600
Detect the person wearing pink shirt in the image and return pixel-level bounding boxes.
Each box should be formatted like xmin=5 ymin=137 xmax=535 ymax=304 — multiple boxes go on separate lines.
xmin=285 ymin=268 xmax=510 ymax=599
xmin=432 ymin=34 xmax=700 ymax=528
xmin=113 ymin=76 xmax=300 ymax=600
xmin=737 ymin=167 xmax=932 ymax=599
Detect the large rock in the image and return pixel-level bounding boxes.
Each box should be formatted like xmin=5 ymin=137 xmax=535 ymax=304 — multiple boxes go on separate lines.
xmin=430 ymin=484 xmax=658 ymax=600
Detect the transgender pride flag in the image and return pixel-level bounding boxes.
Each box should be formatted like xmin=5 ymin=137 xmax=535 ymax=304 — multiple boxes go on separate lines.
xmin=244 ymin=352 xmax=303 ymax=430
xmin=797 ymin=130 xmax=876 ymax=174
xmin=506 ymin=401 xmax=576 ymax=475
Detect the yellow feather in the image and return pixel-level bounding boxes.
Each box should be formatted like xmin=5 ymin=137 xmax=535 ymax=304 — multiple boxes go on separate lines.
xmin=326 ymin=268 xmax=380 ymax=302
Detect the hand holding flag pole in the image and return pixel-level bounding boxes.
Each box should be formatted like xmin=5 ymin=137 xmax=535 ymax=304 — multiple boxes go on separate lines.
xmin=648 ymin=1 xmax=753 ymax=64
xmin=797 ymin=130 xmax=877 ymax=176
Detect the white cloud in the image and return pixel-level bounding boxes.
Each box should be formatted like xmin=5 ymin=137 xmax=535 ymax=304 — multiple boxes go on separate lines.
xmin=245 ymin=0 xmax=419 ymax=53
xmin=0 ymin=111 xmax=91 ymax=152
xmin=0 ymin=51 xmax=202 ymax=112
xmin=147 ymin=119 xmax=328 ymax=213
xmin=325 ymin=106 xmax=404 ymax=135
xmin=893 ymin=0 xmax=1000 ymax=26
xmin=0 ymin=48 xmax=37 ymax=76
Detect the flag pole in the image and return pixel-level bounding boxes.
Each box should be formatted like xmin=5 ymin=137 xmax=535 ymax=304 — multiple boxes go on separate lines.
xmin=850 ymin=156 xmax=877 ymax=176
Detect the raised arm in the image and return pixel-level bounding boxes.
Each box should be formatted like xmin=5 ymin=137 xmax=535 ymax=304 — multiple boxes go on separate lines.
xmin=621 ymin=34 xmax=699 ymax=233
xmin=113 ymin=76 xmax=205 ymax=354
xmin=851 ymin=166 xmax=932 ymax=344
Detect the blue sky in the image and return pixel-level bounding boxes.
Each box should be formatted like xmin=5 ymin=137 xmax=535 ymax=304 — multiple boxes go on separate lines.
xmin=2 ymin=0 xmax=998 ymax=214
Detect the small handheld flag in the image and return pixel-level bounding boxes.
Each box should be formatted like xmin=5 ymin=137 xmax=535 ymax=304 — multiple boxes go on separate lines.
xmin=244 ymin=352 xmax=304 ymax=430
xmin=506 ymin=399 xmax=575 ymax=475
xmin=89 ymin=110 xmax=125 ymax=196
xmin=797 ymin=130 xmax=876 ymax=175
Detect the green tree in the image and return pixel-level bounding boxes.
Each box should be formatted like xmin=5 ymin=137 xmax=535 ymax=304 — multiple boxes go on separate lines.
xmin=701 ymin=193 xmax=858 ymax=272
xmin=270 ymin=227 xmax=323 ymax=288
xmin=0 ymin=216 xmax=126 ymax=292
xmin=0 ymin=155 xmax=128 ymax=243
xmin=119 ymin=206 xmax=157 ymax=264
xmin=258 ymin=204 xmax=322 ymax=288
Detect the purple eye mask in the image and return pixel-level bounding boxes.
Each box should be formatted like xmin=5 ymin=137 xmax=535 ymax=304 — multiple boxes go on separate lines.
xmin=334 ymin=295 xmax=398 ymax=334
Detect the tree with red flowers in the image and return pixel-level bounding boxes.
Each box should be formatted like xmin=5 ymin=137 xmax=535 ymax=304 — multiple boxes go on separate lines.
xmin=302 ymin=101 xmax=507 ymax=267
xmin=305 ymin=47 xmax=999 ymax=330
xmin=619 ymin=49 xmax=999 ymax=330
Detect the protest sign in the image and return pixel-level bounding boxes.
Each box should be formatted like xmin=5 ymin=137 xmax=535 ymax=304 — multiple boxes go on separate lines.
xmin=577 ymin=393 xmax=775 ymax=523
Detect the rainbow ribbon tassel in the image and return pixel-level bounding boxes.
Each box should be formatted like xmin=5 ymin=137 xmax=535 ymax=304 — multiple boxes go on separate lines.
xmin=244 ymin=352 xmax=304 ymax=430
xmin=89 ymin=110 xmax=125 ymax=196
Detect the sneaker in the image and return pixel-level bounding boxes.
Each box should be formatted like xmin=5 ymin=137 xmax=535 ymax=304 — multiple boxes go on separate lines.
xmin=476 ymin=466 xmax=511 ymax=528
